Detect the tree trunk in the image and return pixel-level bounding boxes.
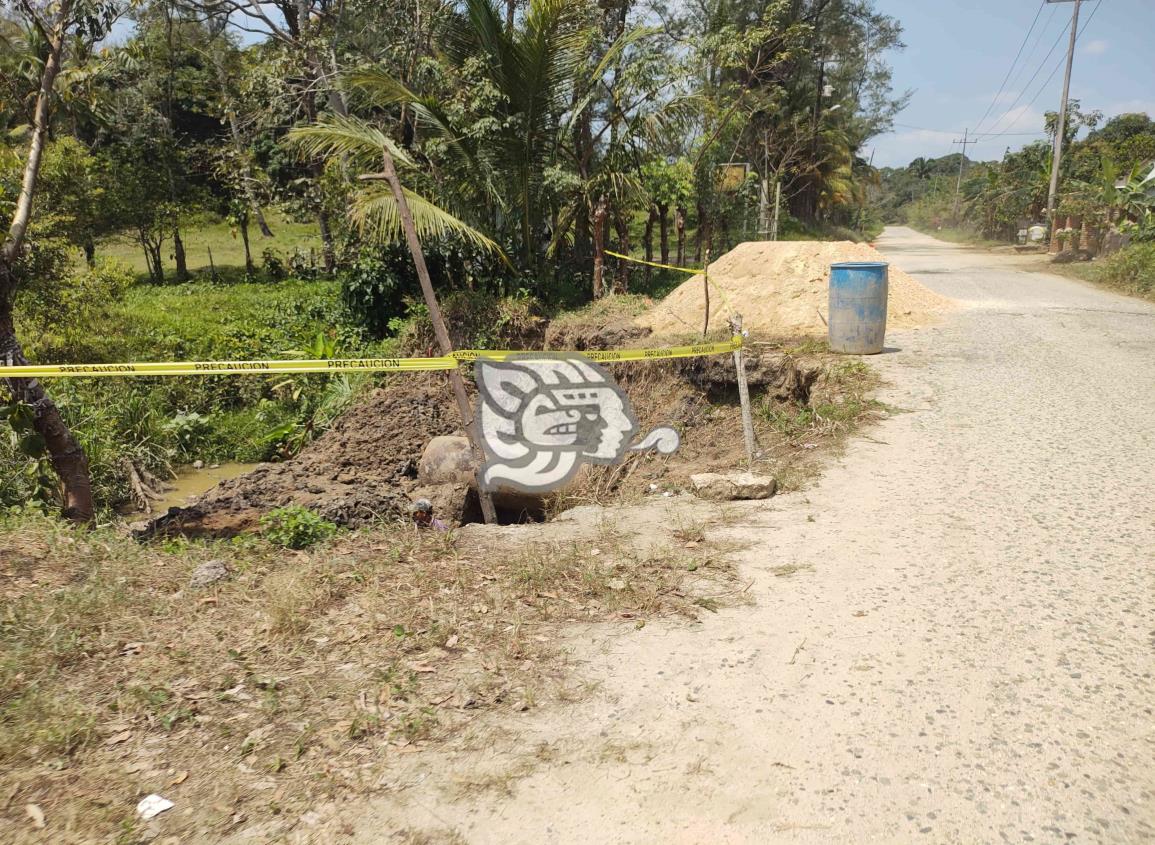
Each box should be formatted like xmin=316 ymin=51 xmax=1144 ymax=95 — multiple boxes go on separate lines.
xmin=151 ymin=243 xmax=164 ymax=284
xmin=301 ymin=64 xmax=337 ymax=274
xmin=643 ymin=207 xmax=656 ymax=286
xmin=592 ymin=195 xmax=608 ymax=299
xmin=317 ymin=199 xmax=336 ymax=274
xmin=676 ymin=206 xmax=686 ymax=267
xmin=240 ymin=214 xmax=254 ymax=275
xmin=574 ymin=202 xmax=591 ymax=265
xmin=614 ymin=213 xmax=630 ymax=293
xmin=694 ymin=200 xmax=705 ymax=262
xmin=0 ymin=0 xmax=94 ymax=525
xmin=254 ymin=206 xmax=274 ymax=238
xmin=657 ymin=202 xmax=670 ymax=265
xmin=0 ymin=303 xmax=94 ymax=522
xmin=173 ymin=227 xmax=188 ymax=282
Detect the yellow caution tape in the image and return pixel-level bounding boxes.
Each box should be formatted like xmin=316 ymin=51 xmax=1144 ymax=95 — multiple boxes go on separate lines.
xmin=0 ymin=337 xmax=742 ymax=379
xmin=457 ymin=336 xmax=741 ymax=364
xmin=605 ymin=249 xmax=737 ymax=325
xmin=605 ymin=250 xmax=704 ymax=275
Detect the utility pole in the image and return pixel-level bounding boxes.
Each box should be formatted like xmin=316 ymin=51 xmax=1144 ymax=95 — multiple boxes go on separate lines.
xmin=951 ymin=128 xmax=976 ymax=223
xmin=1045 ymin=0 xmax=1082 ymax=236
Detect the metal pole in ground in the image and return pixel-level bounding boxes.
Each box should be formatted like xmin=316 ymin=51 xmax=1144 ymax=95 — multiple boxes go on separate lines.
xmin=728 ymin=314 xmax=756 ymax=467
xmin=372 ymin=154 xmax=499 ymax=525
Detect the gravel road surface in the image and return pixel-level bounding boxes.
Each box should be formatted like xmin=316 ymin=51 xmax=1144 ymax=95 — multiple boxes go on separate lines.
xmin=356 ymin=227 xmax=1155 ymax=844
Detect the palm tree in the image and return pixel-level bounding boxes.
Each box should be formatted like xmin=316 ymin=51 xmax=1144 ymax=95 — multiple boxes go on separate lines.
xmin=286 ymin=114 xmax=503 ymax=254
xmin=348 ymin=0 xmax=619 ymax=270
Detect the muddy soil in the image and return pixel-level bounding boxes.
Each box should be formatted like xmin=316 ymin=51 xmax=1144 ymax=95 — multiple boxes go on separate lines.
xmin=137 ymin=379 xmax=467 ymax=538
xmin=137 ymin=342 xmax=826 ymax=540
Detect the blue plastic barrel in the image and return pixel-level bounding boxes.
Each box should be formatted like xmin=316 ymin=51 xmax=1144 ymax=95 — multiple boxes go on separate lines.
xmin=828 ymin=262 xmax=889 ymax=354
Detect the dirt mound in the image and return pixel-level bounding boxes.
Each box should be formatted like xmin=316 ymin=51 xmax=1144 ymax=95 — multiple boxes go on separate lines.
xmin=140 ymin=378 xmax=465 ymax=538
xmin=636 ymin=241 xmax=954 ymax=339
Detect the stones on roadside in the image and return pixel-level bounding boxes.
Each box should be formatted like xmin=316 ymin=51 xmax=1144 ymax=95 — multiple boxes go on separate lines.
xmin=189 ymin=559 xmax=229 ymax=588
xmin=689 ymin=471 xmax=777 ymax=501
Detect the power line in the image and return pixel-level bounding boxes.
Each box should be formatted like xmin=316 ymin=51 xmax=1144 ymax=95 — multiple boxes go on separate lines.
xmin=997 ymin=2 xmax=1062 ymax=115
xmin=979 ymin=10 xmax=1075 ymax=138
xmin=884 ymin=122 xmax=1045 ymax=138
xmin=972 ymin=0 xmax=1048 ymax=136
xmin=978 ymin=0 xmax=1102 ymax=141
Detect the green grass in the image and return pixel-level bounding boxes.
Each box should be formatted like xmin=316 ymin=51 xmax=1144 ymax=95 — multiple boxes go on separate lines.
xmin=1044 ymin=242 xmax=1155 ymax=302
xmin=92 ymin=209 xmax=322 ymax=278
xmin=33 ymin=277 xmax=367 ymax=365
xmin=6 ymin=271 xmax=380 ymax=515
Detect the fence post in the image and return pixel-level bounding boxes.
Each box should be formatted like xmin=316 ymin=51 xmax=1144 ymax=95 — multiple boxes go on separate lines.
xmin=702 ymin=248 xmax=711 ymax=339
xmin=728 ymin=314 xmax=756 ymax=467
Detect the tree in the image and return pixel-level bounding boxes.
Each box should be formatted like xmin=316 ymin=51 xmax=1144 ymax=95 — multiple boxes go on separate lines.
xmin=1 ymin=0 xmax=120 ymax=523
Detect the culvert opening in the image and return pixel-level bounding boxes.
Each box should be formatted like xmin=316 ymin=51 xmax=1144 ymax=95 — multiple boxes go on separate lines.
xmin=459 ymin=488 xmax=548 ymax=526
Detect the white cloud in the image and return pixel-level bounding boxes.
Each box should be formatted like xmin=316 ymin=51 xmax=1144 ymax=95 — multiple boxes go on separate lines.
xmin=1106 ymin=99 xmax=1155 ymax=118
xmin=1082 ymin=39 xmax=1109 ymax=56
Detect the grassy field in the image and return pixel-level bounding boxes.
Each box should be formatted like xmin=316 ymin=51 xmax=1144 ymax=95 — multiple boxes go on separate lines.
xmin=0 ymin=506 xmax=743 ymax=843
xmin=94 ymin=210 xmax=323 ymax=278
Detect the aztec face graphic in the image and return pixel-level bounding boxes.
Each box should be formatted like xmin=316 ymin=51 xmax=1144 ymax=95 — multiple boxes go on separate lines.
xmin=475 ymin=355 xmax=680 ymax=493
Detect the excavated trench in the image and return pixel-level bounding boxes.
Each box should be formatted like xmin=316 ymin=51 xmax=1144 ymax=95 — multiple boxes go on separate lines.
xmin=133 ymin=330 xmax=820 ymax=541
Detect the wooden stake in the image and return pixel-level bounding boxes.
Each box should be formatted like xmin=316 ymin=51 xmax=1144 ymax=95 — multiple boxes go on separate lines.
xmin=377 ymin=151 xmax=499 ymax=524
xmin=702 ymin=248 xmax=711 ymax=339
xmin=728 ymin=314 xmax=756 ymax=467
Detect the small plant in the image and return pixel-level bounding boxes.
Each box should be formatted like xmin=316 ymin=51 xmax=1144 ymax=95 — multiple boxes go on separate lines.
xmin=260 ymin=505 xmax=337 ymax=549
xmin=261 ymin=248 xmax=287 ymax=282
xmin=163 ymin=411 xmax=213 ymax=459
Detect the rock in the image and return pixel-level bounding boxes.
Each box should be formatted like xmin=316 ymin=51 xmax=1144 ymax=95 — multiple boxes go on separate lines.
xmin=690 ymin=471 xmax=777 ymax=501
xmin=189 ymin=559 xmax=229 ymax=588
xmin=192 ymin=460 xmax=204 ymax=470
xmin=418 ymin=436 xmax=476 ymax=485
xmin=1050 ymin=249 xmax=1093 ymax=265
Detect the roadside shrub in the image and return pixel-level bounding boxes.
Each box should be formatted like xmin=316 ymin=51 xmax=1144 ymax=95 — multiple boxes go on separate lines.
xmin=1095 ymin=243 xmax=1155 ymax=298
xmin=261 ymin=505 xmax=337 ymax=549
xmin=393 ymin=289 xmax=546 ymax=353
xmin=339 ymin=239 xmax=516 ymax=338
xmin=261 ymin=248 xmax=287 ymax=281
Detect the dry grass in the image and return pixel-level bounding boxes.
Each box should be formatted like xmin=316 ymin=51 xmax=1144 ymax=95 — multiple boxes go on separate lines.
xmin=0 ymin=509 xmax=741 ymax=843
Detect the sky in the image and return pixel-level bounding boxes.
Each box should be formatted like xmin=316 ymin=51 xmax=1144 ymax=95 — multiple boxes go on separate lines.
xmin=865 ymin=0 xmax=1155 ymax=168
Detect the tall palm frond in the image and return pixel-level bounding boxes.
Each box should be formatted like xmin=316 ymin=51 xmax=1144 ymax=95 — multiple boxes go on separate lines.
xmin=350 ymin=183 xmax=505 ymax=256
xmin=286 ymin=120 xmax=505 ymax=258
xmin=345 ymin=68 xmax=483 ymax=172
xmin=287 ymin=116 xmax=415 ymax=171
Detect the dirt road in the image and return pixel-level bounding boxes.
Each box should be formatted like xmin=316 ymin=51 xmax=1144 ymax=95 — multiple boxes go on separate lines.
xmin=355 ymin=228 xmax=1155 ymax=843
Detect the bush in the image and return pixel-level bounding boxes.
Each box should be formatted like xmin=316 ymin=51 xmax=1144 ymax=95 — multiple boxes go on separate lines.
xmin=1095 ymin=243 xmax=1155 ymax=298
xmin=339 ymin=239 xmax=517 ymax=338
xmin=260 ymin=505 xmax=337 ymax=549
xmin=392 ymin=290 xmax=545 ymax=354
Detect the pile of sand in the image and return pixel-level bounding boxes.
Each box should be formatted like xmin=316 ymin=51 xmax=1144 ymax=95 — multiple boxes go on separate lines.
xmin=637 ymin=241 xmax=954 ymax=339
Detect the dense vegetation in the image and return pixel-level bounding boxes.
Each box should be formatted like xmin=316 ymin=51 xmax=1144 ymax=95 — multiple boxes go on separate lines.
xmin=875 ymin=109 xmax=1155 ymax=246
xmin=1 ymin=0 xmax=909 ymax=519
